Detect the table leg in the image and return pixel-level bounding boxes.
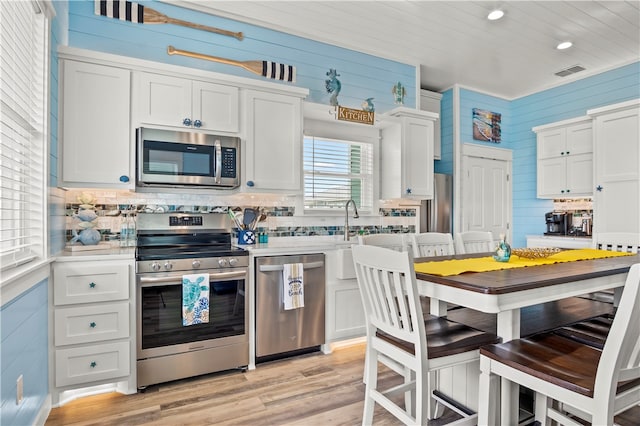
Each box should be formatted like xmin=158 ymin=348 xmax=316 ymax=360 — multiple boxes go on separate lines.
xmin=497 ymin=309 xmax=521 ymax=425
xmin=429 ymin=298 xmax=448 ymax=316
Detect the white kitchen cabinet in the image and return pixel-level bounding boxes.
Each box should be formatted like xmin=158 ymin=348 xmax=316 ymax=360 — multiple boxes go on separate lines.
xmin=134 ymin=72 xmax=239 ymax=133
xmin=534 ymin=117 xmax=593 ymax=198
xmin=589 ymin=100 xmax=640 ymax=235
xmin=420 ymin=89 xmax=442 ymax=160
xmin=60 ymin=60 xmax=133 ymax=188
xmin=526 ymin=235 xmax=592 ymax=249
xmin=51 ymin=258 xmax=136 ymax=404
xmin=380 ymin=107 xmax=437 ymax=199
xmin=243 ymin=90 xmax=304 ymax=193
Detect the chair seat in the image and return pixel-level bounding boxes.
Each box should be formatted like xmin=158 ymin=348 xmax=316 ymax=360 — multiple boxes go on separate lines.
xmin=480 ymin=333 xmax=640 ymax=398
xmin=377 ymin=315 xmax=500 ymax=359
xmin=553 ymin=313 xmax=614 ymax=349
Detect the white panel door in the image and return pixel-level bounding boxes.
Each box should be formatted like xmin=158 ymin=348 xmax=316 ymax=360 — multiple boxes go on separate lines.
xmin=136 ymin=73 xmax=191 ymax=127
xmin=462 ymin=152 xmax=511 ymax=241
xmin=593 ymin=106 xmax=640 ymax=234
xmin=192 ymin=81 xmax=239 ymax=132
xmin=404 ymin=118 xmax=434 ymax=198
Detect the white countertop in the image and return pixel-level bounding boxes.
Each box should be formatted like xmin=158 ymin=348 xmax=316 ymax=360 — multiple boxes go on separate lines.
xmin=236 ymin=236 xmax=355 ymax=255
xmin=55 ymin=244 xmax=135 ymax=261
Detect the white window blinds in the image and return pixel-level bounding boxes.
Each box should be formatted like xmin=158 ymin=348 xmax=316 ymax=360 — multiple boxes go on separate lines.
xmin=1 ymin=1 xmax=48 ymax=272
xmin=303 ymin=135 xmax=373 ymax=211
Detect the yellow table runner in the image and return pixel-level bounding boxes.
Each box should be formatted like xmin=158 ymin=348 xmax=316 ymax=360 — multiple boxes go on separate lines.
xmin=414 ymin=248 xmax=634 ymax=277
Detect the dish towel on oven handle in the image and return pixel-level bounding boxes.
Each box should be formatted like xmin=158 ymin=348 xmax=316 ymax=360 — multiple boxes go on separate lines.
xmin=182 ymin=273 xmax=210 ymax=326
xmin=282 ymin=263 xmax=304 ymax=310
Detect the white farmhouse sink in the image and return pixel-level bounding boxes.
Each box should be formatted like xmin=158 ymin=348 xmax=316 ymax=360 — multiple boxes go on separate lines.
xmin=335 ymin=247 xmax=356 ymax=279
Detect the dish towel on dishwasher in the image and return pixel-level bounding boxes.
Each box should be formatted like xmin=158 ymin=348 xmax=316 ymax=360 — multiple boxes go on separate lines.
xmin=182 ymin=273 xmax=210 ymax=326
xmin=282 ymin=263 xmax=304 ymax=310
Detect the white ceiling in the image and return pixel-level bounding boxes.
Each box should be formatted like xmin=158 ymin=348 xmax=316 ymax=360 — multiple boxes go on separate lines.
xmin=173 ymin=1 xmax=640 ymax=99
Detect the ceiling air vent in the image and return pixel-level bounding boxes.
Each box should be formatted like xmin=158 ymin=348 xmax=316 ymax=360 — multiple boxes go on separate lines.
xmin=555 ymin=65 xmax=586 ymax=77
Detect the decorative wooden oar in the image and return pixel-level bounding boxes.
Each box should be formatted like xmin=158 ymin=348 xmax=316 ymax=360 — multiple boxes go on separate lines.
xmin=95 ymin=0 xmax=243 ymax=40
xmin=167 ymin=46 xmax=296 ymax=83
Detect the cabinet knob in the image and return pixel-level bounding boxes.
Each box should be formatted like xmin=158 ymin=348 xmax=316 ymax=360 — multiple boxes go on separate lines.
xmin=89 ymin=282 xmax=96 ymax=289
xmin=561 ymin=152 xmax=565 ymax=155
xmin=90 ymin=361 xmax=97 ymax=368
xmin=119 ymin=175 xmax=129 ymax=183
xmin=90 ymin=322 xmax=96 ymax=328
xmin=406 ymin=188 xmax=412 ymax=194
xmin=566 ymin=189 xmax=570 ymax=193
xmin=182 ymin=118 xmax=192 ymax=126
xmin=596 ymin=185 xmax=603 ymax=192
xmin=193 ymin=119 xmax=202 ymax=128
xmin=561 ymin=190 xmax=565 ymax=193
xmin=246 ymin=181 xmax=255 ymax=187
xmin=566 ymin=151 xmax=570 ymax=155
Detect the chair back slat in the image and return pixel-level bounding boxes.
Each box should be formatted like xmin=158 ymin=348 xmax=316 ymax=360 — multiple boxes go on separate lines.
xmin=410 ymin=232 xmax=455 ymax=258
xmin=353 ymin=245 xmax=426 ymax=351
xmin=593 ymin=232 xmax=640 ymax=254
xmin=594 ymin=263 xmax=640 ymax=401
xmin=454 ymin=231 xmax=495 ymax=254
xmin=358 ymin=234 xmax=407 ymax=252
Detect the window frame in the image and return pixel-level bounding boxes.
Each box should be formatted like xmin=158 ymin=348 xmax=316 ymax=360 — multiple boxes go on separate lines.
xmin=298 ymin=110 xmax=380 ymax=216
xmin=1 ymin=0 xmax=52 ymax=286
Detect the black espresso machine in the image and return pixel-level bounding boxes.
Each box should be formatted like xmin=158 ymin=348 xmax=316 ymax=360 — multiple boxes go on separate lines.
xmin=545 ymin=211 xmax=569 ymax=235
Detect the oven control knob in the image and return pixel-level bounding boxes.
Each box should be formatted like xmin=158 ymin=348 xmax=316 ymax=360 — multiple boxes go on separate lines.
xmin=229 ymin=258 xmax=238 ymax=267
xmin=151 ymin=262 xmax=161 ymax=272
xmin=218 ymin=258 xmax=229 ymax=268
xmin=192 ymin=260 xmax=201 ymax=269
xmin=164 ymin=262 xmax=173 ymax=271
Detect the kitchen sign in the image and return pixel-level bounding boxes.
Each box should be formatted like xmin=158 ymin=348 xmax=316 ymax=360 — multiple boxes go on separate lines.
xmin=336 ymin=106 xmax=375 ymax=125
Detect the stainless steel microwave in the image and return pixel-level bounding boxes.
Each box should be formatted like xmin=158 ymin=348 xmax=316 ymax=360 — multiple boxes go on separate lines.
xmin=136 ymin=127 xmax=240 ymax=189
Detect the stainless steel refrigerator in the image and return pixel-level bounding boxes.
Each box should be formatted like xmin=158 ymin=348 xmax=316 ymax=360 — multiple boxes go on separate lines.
xmin=419 ymin=173 xmax=453 ymax=233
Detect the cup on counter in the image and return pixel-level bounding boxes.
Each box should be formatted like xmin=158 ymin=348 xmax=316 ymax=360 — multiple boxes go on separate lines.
xmin=238 ymin=230 xmax=256 ymax=245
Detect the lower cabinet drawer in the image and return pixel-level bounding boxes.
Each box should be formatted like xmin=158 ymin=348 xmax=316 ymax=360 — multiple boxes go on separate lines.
xmin=55 ymin=341 xmax=130 ymax=387
xmin=53 ymin=261 xmax=130 ymax=305
xmin=55 ymin=302 xmax=130 ymax=346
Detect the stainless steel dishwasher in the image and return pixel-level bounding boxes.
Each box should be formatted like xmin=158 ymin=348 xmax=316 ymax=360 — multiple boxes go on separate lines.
xmin=255 ymin=253 xmax=325 ymax=359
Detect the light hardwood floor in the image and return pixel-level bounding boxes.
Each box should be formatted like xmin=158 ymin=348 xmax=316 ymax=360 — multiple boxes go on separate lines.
xmin=46 ymin=343 xmax=640 ymax=426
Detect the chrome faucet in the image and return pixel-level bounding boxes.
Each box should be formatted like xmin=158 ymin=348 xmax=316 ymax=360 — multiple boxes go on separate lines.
xmin=344 ymin=199 xmax=360 ymax=241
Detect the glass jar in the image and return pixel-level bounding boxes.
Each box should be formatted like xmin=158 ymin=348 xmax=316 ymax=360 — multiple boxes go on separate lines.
xmin=493 ymin=233 xmax=511 ymax=262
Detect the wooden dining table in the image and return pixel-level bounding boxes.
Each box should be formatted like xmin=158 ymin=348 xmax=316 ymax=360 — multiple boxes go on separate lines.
xmin=414 ymin=251 xmax=640 ymax=424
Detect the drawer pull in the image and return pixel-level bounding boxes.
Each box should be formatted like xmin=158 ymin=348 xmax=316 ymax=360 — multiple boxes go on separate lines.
xmin=89 ymin=282 xmax=96 ymax=289
xmin=90 ymin=322 xmax=96 ymax=328
xmin=90 ymin=361 xmax=97 ymax=368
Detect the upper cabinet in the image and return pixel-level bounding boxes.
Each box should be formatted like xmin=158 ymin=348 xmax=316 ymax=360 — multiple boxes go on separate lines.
xmin=133 ymin=72 xmax=239 ymax=133
xmin=420 ymin=89 xmax=442 ymax=160
xmin=589 ymin=100 xmax=640 ymax=235
xmin=533 ymin=117 xmax=593 ymax=198
xmin=243 ymin=90 xmax=304 ymax=193
xmin=60 ymin=60 xmax=133 ymax=188
xmin=380 ymin=107 xmax=437 ymax=199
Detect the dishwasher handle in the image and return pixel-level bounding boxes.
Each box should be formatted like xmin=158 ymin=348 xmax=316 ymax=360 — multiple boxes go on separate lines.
xmin=258 ymin=261 xmax=324 ymax=273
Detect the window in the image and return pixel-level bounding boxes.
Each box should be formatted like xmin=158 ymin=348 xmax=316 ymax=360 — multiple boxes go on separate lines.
xmin=1 ymin=1 xmax=49 ymax=273
xmin=303 ymin=135 xmax=373 ymax=211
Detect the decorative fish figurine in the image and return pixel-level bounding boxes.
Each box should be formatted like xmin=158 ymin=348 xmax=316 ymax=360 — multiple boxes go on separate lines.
xmin=362 ymin=98 xmax=375 ymax=112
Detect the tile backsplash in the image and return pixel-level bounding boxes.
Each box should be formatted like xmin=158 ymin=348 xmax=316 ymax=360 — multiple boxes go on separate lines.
xmin=64 ymin=190 xmax=418 ymax=245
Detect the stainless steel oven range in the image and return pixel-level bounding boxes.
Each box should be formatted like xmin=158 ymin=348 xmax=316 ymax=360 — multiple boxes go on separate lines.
xmin=135 ymin=213 xmax=249 ymax=389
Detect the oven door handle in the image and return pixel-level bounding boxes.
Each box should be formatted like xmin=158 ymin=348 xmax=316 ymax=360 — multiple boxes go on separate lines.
xmin=138 ymin=270 xmax=247 ymax=285
xmin=258 ymin=261 xmax=324 ymax=273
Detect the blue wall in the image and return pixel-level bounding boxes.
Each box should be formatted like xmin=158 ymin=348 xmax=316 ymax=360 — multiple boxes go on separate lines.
xmin=435 ymin=88 xmax=454 ymax=175
xmin=0 ymin=281 xmax=49 ymax=426
xmin=67 ymin=0 xmax=416 ymax=112
xmin=511 ymin=62 xmax=640 ymax=246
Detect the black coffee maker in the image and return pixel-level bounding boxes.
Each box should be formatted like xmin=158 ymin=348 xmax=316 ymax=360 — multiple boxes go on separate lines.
xmin=545 ymin=212 xmax=568 ymax=235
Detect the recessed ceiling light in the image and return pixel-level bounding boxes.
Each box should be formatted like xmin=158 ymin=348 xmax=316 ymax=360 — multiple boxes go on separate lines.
xmin=557 ymin=41 xmax=573 ymax=50
xmin=487 ymin=10 xmax=504 ymax=20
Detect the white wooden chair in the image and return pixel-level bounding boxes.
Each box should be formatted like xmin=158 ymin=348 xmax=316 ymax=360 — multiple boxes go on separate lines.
xmin=352 ymin=245 xmax=499 ymax=425
xmin=478 ymin=263 xmax=640 ymax=426
xmin=586 ymin=232 xmax=640 ymax=303
xmin=453 ymin=231 xmax=494 ymax=254
xmin=409 ymin=232 xmax=455 ymax=258
xmin=358 ymin=233 xmax=407 ymax=252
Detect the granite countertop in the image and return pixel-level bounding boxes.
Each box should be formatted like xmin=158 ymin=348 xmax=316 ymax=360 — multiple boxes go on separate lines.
xmin=55 ymin=243 xmax=135 ymax=261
